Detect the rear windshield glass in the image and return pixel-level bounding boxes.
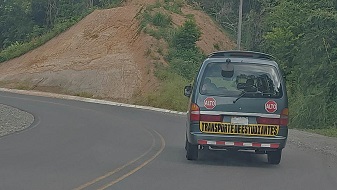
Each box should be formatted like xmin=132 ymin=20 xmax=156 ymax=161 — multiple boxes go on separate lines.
xmin=199 ymin=62 xmax=283 ymax=98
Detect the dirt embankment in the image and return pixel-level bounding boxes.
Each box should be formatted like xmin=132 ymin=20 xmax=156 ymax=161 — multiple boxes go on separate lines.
xmin=0 ymin=0 xmax=235 ymax=103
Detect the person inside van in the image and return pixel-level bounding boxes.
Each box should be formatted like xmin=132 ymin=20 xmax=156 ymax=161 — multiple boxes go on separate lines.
xmin=244 ymin=78 xmax=257 ymax=92
xmin=201 ymin=78 xmax=217 ymax=93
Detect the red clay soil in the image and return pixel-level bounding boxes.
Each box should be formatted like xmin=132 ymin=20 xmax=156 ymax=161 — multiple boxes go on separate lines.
xmin=0 ymin=0 xmax=235 ymax=103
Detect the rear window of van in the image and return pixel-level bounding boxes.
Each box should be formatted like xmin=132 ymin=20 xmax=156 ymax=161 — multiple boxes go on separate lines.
xmin=199 ymin=62 xmax=283 ymax=98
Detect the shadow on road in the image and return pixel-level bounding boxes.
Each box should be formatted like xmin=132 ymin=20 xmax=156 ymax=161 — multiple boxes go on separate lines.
xmin=162 ymin=146 xmax=279 ymax=168
xmin=194 ymin=149 xmax=274 ymax=168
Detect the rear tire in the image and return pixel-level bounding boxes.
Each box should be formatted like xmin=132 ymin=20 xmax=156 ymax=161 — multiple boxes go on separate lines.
xmin=267 ymin=150 xmax=282 ymax=165
xmin=186 ymin=139 xmax=198 ymax=160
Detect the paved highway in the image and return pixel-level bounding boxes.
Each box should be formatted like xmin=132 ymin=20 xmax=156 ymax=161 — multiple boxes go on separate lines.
xmin=0 ymin=91 xmax=336 ymax=190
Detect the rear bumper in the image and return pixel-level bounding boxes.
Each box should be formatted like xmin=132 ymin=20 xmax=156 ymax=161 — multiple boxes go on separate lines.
xmin=187 ymin=132 xmax=287 ymax=150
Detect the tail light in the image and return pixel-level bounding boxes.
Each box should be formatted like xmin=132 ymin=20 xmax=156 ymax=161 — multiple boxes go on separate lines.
xmin=257 ymin=108 xmax=289 ymax=126
xmin=256 ymin=117 xmax=280 ymax=125
xmin=200 ymin=114 xmax=222 ymax=122
xmin=280 ymin=108 xmax=289 ymax=126
xmin=190 ymin=103 xmax=200 ymax=121
xmin=189 ymin=103 xmax=222 ymax=122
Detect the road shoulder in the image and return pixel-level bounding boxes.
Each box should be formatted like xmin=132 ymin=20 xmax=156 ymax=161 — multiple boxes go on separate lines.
xmin=288 ymin=129 xmax=337 ymax=157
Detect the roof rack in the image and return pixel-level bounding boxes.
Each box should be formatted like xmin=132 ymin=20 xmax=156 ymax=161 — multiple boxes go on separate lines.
xmin=208 ymin=50 xmax=275 ymax=60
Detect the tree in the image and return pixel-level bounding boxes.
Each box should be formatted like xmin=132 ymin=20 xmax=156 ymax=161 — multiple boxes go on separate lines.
xmin=46 ymin=0 xmax=59 ymax=26
xmin=0 ymin=0 xmax=33 ymax=49
xmin=172 ymin=19 xmax=201 ymax=50
xmin=31 ymin=0 xmax=47 ymax=26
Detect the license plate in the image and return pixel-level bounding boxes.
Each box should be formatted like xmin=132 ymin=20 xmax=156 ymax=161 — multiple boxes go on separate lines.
xmin=231 ymin=117 xmax=248 ymax=125
xmin=200 ymin=122 xmax=279 ymax=136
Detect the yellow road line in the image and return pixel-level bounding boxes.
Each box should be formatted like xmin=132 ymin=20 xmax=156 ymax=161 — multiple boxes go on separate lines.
xmin=97 ymin=129 xmax=165 ymax=190
xmin=73 ymin=130 xmax=165 ymax=190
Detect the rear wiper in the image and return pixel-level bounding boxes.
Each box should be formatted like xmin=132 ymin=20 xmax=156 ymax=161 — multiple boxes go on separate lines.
xmin=233 ymin=91 xmax=265 ymax=103
xmin=233 ymin=91 xmax=246 ymax=103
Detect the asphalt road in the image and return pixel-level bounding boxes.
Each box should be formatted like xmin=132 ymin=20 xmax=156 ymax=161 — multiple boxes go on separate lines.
xmin=0 ymin=91 xmax=336 ymax=190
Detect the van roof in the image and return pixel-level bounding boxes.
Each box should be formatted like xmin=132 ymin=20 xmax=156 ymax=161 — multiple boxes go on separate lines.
xmin=208 ymin=51 xmax=275 ymax=60
xmin=206 ymin=51 xmax=278 ymax=67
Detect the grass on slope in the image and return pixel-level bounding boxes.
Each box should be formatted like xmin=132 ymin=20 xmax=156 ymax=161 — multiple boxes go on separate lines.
xmin=134 ymin=67 xmax=190 ymax=112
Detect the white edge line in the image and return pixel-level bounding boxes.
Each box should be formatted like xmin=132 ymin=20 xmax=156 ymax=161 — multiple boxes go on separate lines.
xmin=0 ymin=88 xmax=188 ymax=115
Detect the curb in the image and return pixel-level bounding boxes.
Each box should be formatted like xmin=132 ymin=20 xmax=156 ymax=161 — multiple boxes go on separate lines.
xmin=0 ymin=88 xmax=187 ymax=115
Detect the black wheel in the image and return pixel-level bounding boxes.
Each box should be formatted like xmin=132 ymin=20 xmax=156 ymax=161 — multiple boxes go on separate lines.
xmin=186 ymin=139 xmax=198 ymax=160
xmin=185 ymin=137 xmax=188 ymax=150
xmin=184 ymin=135 xmax=189 ymax=150
xmin=267 ymin=150 xmax=282 ymax=165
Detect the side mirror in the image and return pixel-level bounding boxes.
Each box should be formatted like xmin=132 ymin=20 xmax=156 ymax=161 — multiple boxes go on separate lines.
xmin=184 ymin=85 xmax=192 ymax=97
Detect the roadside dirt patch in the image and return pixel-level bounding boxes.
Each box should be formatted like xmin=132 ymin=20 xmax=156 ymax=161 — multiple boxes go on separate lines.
xmin=182 ymin=6 xmax=235 ymax=54
xmin=0 ymin=5 xmax=145 ymax=102
xmin=0 ymin=0 xmax=235 ymax=102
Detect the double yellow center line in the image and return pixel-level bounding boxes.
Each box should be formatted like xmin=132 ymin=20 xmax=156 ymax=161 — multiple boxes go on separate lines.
xmin=73 ymin=129 xmax=165 ymax=190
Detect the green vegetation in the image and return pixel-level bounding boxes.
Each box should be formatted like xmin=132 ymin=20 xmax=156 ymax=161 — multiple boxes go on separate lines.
xmin=135 ymin=66 xmax=189 ymax=111
xmin=0 ymin=0 xmax=122 ymax=63
xmin=167 ymin=20 xmax=204 ymax=79
xmin=0 ymin=20 xmax=79 ymax=62
xmin=74 ymin=92 xmax=94 ymax=98
xmin=16 ymin=84 xmax=32 ymax=90
xmin=152 ymin=12 xmax=172 ymax=27
xmin=163 ymin=0 xmax=184 ymax=14
xmin=140 ymin=8 xmax=174 ymax=40
xmin=135 ymin=1 xmax=205 ymax=111
xmin=189 ymin=0 xmax=337 ymax=133
xmin=260 ymin=1 xmax=337 ymax=132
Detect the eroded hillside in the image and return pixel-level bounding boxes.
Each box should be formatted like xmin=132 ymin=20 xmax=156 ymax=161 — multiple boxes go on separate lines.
xmin=0 ymin=0 xmax=235 ymax=102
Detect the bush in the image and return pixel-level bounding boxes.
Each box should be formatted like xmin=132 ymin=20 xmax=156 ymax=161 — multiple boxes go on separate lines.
xmin=152 ymin=12 xmax=172 ymax=27
xmin=172 ymin=19 xmax=201 ymax=50
xmin=163 ymin=0 xmax=184 ymax=14
xmin=167 ymin=48 xmax=204 ymax=79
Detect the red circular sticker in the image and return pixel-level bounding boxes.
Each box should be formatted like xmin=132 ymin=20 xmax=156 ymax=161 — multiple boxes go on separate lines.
xmin=204 ymin=97 xmax=216 ymax=110
xmin=265 ymin=100 xmax=277 ymax=113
